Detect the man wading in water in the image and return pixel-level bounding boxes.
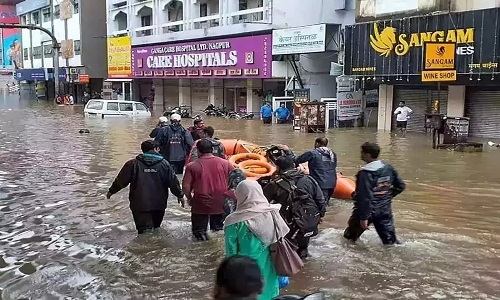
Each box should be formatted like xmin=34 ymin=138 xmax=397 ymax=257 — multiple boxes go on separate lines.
xmin=107 ymin=140 xmax=184 ymax=234
xmin=343 ymin=142 xmax=406 ymax=245
xmin=393 ymin=101 xmax=413 ymax=134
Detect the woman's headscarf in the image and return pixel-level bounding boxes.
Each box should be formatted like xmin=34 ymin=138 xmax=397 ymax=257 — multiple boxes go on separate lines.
xmin=224 ymin=180 xmax=290 ymax=246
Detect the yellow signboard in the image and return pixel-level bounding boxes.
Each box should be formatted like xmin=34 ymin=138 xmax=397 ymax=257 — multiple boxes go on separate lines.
xmin=107 ymin=36 xmax=132 ymax=78
xmin=424 ymin=43 xmax=456 ymax=70
xmin=421 ymin=70 xmax=457 ymax=82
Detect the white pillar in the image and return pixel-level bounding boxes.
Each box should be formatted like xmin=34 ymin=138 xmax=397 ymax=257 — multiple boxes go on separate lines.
xmin=377 ymin=84 xmax=394 ymax=131
xmin=447 ymin=85 xmax=465 ymax=117
xmin=179 ymin=79 xmax=191 ymax=107
xmin=246 ymin=79 xmax=262 ymax=114
xmin=153 ymin=79 xmax=164 ymax=110
xmin=209 ymin=79 xmax=216 ymax=105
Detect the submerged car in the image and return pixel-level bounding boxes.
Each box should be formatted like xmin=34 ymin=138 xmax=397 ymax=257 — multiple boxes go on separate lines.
xmin=84 ymin=99 xmax=151 ymax=118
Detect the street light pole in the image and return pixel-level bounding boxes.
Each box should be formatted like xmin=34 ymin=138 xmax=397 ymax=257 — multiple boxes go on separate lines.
xmin=50 ymin=0 xmax=60 ymax=97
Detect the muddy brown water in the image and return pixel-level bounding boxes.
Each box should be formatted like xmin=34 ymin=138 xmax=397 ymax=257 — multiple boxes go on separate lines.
xmin=1 ymin=97 xmax=500 ymax=299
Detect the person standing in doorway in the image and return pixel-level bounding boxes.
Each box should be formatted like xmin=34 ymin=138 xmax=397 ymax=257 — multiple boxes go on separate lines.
xmin=106 ymin=140 xmax=184 ymax=234
xmin=182 ymin=139 xmax=234 ymax=241
xmin=343 ymin=142 xmax=406 ymax=245
xmin=155 ymin=113 xmax=194 ymax=175
xmin=394 ymin=101 xmax=413 ymax=133
xmin=274 ymin=103 xmax=291 ymax=124
xmin=260 ymin=102 xmax=273 ymax=124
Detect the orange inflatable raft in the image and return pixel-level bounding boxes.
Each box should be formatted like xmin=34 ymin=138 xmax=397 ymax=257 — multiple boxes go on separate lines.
xmin=297 ymin=163 xmax=356 ymax=200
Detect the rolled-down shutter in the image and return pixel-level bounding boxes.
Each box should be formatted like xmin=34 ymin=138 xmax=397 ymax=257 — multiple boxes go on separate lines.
xmin=394 ymin=89 xmax=429 ymax=132
xmin=430 ymin=90 xmax=449 ymax=116
xmin=465 ymin=90 xmax=500 ymax=138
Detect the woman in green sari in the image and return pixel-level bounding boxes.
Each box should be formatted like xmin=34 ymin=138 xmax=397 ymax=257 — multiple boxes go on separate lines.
xmin=224 ymin=180 xmax=290 ymax=300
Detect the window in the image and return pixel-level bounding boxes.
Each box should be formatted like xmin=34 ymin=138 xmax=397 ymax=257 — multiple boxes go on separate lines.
xmin=23 ymin=48 xmax=29 ymax=60
xmin=54 ymin=5 xmax=60 ymax=18
xmin=32 ymin=46 xmax=43 ymax=59
xmin=86 ymin=101 xmax=104 ymax=110
xmin=239 ymin=0 xmax=247 ymax=10
xmin=107 ymin=102 xmax=119 ymax=111
xmin=42 ymin=8 xmax=51 ymax=22
xmin=43 ymin=45 xmax=53 ymax=57
xmin=73 ymin=1 xmax=79 ymax=13
xmin=200 ymin=3 xmax=208 ymax=17
xmin=135 ymin=103 xmax=148 ymax=111
xmin=21 ymin=15 xmax=28 ymax=25
xmin=119 ymin=102 xmax=133 ymax=111
xmin=74 ymin=40 xmax=81 ymax=55
xmin=141 ymin=15 xmax=151 ymax=27
xmin=32 ymin=11 xmax=40 ymax=24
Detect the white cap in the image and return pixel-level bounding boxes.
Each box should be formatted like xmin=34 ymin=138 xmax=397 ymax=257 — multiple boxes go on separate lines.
xmin=170 ymin=113 xmax=181 ymax=121
xmin=159 ymin=116 xmax=169 ymax=123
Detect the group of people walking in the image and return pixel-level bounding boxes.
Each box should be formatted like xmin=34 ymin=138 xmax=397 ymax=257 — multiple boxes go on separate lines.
xmin=106 ymin=114 xmax=407 ymax=299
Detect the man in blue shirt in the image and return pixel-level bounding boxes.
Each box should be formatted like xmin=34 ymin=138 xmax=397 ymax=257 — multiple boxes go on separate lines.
xmin=274 ymin=103 xmax=291 ymax=124
xmin=260 ymin=102 xmax=273 ymax=124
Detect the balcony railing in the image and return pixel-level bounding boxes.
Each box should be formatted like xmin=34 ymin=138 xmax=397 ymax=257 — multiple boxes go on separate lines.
xmin=193 ymin=14 xmax=220 ymax=30
xmin=134 ymin=25 xmax=154 ymax=37
xmin=161 ymin=20 xmax=184 ymax=33
xmin=228 ymin=7 xmax=267 ymax=24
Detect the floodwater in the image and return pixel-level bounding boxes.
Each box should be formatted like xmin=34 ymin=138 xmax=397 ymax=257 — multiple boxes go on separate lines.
xmin=1 ymin=96 xmax=500 ymax=300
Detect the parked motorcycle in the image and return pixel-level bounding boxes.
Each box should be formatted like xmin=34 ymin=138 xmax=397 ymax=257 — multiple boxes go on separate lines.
xmin=169 ymin=106 xmax=190 ymax=118
xmin=273 ymin=292 xmax=325 ymax=300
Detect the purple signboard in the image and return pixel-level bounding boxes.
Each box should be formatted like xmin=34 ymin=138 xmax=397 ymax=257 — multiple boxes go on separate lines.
xmin=132 ymin=34 xmax=272 ymax=79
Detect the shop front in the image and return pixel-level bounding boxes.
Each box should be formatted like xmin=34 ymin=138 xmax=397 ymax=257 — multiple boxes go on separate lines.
xmin=15 ymin=68 xmax=67 ymax=100
xmin=344 ymin=8 xmax=500 ymax=137
xmin=106 ymin=36 xmax=133 ymax=101
xmin=131 ymin=34 xmax=272 ymax=115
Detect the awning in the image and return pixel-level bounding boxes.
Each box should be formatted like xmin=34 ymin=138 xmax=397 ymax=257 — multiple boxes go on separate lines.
xmin=105 ymin=78 xmax=133 ymax=82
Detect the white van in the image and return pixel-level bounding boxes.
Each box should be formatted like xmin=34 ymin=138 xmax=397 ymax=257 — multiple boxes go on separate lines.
xmin=84 ymin=99 xmax=152 ymax=118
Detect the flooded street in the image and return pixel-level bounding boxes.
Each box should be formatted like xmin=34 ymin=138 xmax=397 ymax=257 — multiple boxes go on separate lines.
xmin=1 ymin=96 xmax=500 ymax=299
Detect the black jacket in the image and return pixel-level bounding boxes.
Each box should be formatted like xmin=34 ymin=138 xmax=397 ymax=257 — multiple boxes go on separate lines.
xmin=263 ymin=169 xmax=327 ymax=224
xmin=295 ymin=147 xmax=337 ymax=190
xmin=353 ymin=160 xmax=406 ymax=220
xmin=108 ymin=153 xmax=183 ymax=212
xmin=155 ymin=123 xmax=194 ymax=161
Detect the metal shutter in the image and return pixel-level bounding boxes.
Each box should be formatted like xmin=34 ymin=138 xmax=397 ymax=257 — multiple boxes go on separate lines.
xmin=394 ymin=89 xmax=429 ymax=132
xmin=465 ymin=90 xmax=500 ymax=138
xmin=190 ymin=79 xmax=210 ymax=115
xmin=430 ymin=90 xmax=449 ymax=116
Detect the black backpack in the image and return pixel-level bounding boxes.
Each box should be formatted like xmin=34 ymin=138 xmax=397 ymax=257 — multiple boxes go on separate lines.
xmin=275 ymin=177 xmax=321 ymax=236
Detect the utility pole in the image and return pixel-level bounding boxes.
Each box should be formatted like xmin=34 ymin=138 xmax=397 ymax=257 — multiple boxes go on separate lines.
xmin=50 ymin=0 xmax=60 ymax=96
xmin=0 ymin=23 xmax=60 ymax=98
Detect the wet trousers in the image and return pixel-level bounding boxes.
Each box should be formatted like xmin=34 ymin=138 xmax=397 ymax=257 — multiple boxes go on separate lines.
xmin=287 ymin=228 xmax=314 ymax=259
xmin=132 ymin=210 xmax=165 ymax=234
xmin=191 ymin=213 xmax=224 ymax=241
xmin=262 ymin=117 xmax=272 ymax=124
xmin=322 ymin=188 xmax=334 ymax=205
xmin=343 ymin=209 xmax=398 ymax=245
xmin=168 ymin=160 xmax=185 ymax=175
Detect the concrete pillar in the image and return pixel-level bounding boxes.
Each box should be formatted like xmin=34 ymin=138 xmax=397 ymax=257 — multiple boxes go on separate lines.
xmin=153 ymin=79 xmax=163 ymax=110
xmin=377 ymin=84 xmax=394 ymax=131
xmin=447 ymin=85 xmax=465 ymax=117
xmin=179 ymin=79 xmax=191 ymax=107
xmin=246 ymin=79 xmax=262 ymax=114
xmin=209 ymin=79 xmax=216 ymax=105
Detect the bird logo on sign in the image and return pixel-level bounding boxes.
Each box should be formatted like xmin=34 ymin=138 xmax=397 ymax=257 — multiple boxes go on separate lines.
xmin=435 ymin=46 xmax=446 ymax=57
xmin=370 ymin=23 xmax=397 ymax=57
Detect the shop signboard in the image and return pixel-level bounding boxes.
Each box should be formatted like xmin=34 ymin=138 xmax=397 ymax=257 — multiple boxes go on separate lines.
xmin=107 ymin=36 xmax=132 ymax=78
xmin=421 ymin=42 xmax=457 ymax=82
xmin=272 ymin=24 xmax=326 ymax=55
xmin=132 ymin=35 xmax=272 ymax=79
xmin=344 ymin=8 xmax=500 ymax=77
xmin=337 ymin=91 xmax=362 ymax=120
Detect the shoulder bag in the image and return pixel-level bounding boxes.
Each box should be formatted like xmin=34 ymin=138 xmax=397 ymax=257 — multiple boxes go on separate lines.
xmin=269 ymin=214 xmax=304 ymax=276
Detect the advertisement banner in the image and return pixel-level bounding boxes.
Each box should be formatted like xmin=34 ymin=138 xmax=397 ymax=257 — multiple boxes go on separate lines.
xmin=344 ymin=8 xmax=499 ymax=77
xmin=337 ymin=91 xmax=362 ymax=120
xmin=107 ymin=36 xmax=132 ymax=78
xmin=132 ymin=34 xmax=272 ymax=79
xmin=0 ymin=5 xmax=19 ymax=24
xmin=272 ymin=24 xmax=326 ymax=55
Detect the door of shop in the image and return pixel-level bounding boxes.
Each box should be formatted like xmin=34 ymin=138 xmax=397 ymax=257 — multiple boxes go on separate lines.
xmin=393 ymin=88 xmax=448 ymax=132
xmin=465 ymin=89 xmax=500 ymax=138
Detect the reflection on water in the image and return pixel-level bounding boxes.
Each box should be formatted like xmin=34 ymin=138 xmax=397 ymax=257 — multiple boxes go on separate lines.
xmin=1 ymin=96 xmax=500 ymax=299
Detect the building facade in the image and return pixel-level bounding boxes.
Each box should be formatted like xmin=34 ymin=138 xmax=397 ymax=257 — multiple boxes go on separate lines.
xmin=106 ymin=0 xmax=355 ymax=113
xmin=345 ymin=0 xmax=500 ymax=138
xmin=15 ymin=0 xmax=107 ymax=101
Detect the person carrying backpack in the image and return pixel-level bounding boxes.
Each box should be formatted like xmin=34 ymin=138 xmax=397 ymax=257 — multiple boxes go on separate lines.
xmin=155 ymin=113 xmax=194 ymax=174
xmin=263 ymin=156 xmax=326 ymax=259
